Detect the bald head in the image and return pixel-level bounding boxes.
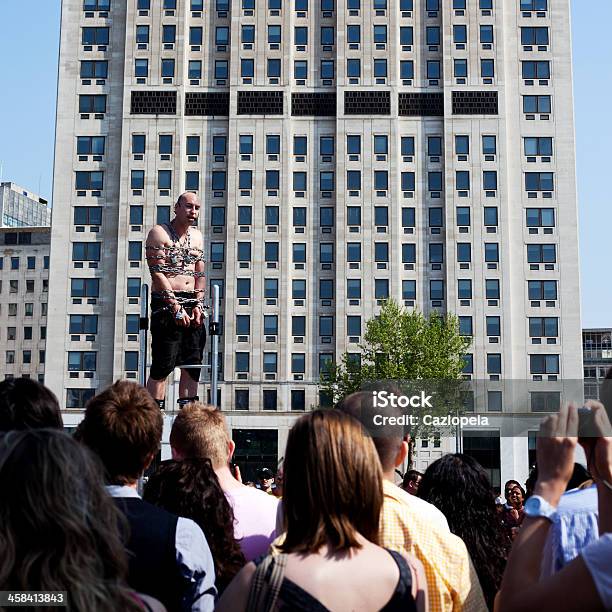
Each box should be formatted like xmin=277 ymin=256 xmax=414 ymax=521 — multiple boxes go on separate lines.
xmin=176 ymin=191 xmax=199 ymax=207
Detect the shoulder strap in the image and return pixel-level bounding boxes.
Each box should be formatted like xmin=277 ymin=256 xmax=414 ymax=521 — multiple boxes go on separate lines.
xmin=246 ymin=554 xmax=288 ymax=612
xmin=385 ymin=550 xmax=416 ymax=612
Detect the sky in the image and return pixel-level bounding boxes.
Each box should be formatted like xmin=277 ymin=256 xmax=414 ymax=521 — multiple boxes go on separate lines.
xmin=0 ymin=1 xmax=609 ymax=327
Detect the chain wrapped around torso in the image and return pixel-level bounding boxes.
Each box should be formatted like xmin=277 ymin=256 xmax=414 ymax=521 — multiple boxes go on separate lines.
xmin=147 ymin=223 xmax=208 ymax=315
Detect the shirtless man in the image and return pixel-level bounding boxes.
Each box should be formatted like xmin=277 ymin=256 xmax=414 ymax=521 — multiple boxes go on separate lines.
xmin=145 ymin=192 xmax=206 ymax=410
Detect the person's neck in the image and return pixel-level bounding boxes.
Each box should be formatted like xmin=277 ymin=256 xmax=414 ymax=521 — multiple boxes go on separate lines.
xmin=215 ymin=464 xmax=243 ymax=491
xmin=171 ymin=217 xmax=190 ymax=237
xmin=382 ymin=469 xmax=396 ymax=483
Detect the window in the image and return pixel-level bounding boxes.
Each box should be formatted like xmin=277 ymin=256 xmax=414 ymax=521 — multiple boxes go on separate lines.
xmin=486 ymin=279 xmax=500 ymax=299
xmin=71 ymin=278 xmax=100 ymax=297
xmin=210 ymin=243 xmax=225 ymax=263
xmin=292 ymin=353 xmax=306 ymax=374
xmin=265 ymin=207 xmax=278 ymax=225
xmin=400 ymin=61 xmax=414 ymax=80
xmin=454 ymin=59 xmax=468 ymax=78
xmin=235 ymin=352 xmax=250 ymax=372
xmin=82 ymin=27 xmax=109 ymax=45
xmin=373 ymin=25 xmax=387 ymax=44
xmin=483 ymin=171 xmax=498 ymax=190
xmin=137 ymin=0 xmax=150 ymax=7
xmin=482 ymin=135 xmax=497 ymax=155
xmin=241 ymin=59 xmax=254 ymax=78
xmin=346 ymin=171 xmax=361 ymax=191
xmin=293 ymin=243 xmax=306 ymax=263
xmin=521 ymin=27 xmax=549 ymax=46
xmin=486 ymin=316 xmax=501 ymax=337
xmin=237 ymin=242 xmax=252 ymax=262
xmin=264 ymin=278 xmax=278 ymax=298
xmin=190 ymin=27 xmax=203 ymax=45
xmin=158 ymin=170 xmax=172 ymax=190
xmin=295 ymin=0 xmax=308 ymax=9
xmin=526 ymin=208 xmax=555 ymax=227
xmin=66 ymin=388 xmax=96 ymax=409
xmin=292 ymin=316 xmax=305 ymax=336
xmin=292 ymin=279 xmax=306 ymax=299
xmin=456 ymin=171 xmax=470 ymax=191
xmin=72 ymin=242 xmax=101 ymax=261
xmin=320 ymin=279 xmax=334 ymax=299
xmin=373 ymin=59 xmax=387 ymax=78
xmin=23 ymin=327 xmax=33 ymax=340
xmin=215 ymin=61 xmax=229 ymax=80
xmin=524 ymin=137 xmax=553 ymax=156
xmin=375 ymin=243 xmax=389 ymax=263
xmin=521 ymin=0 xmax=547 ymax=9
xmin=68 ymin=351 xmax=97 ymax=371
xmin=527 ymin=244 xmax=556 ymax=263
xmin=458 ymin=279 xmax=472 ymax=299
xmin=402 ymin=244 xmax=416 ymax=263
xmin=320 ymin=207 xmax=334 ymax=227
xmin=8 ymin=304 xmax=17 ymax=316
xmin=241 ymin=25 xmax=255 ymax=44
xmin=321 ymin=26 xmax=336 ymax=46
xmin=481 ymin=59 xmax=495 ymax=78
xmin=131 ymin=170 xmax=145 ymax=190
xmin=291 ymin=390 xmax=306 ymax=411
xmin=402 ymin=280 xmax=416 ymax=300
xmin=374 ymin=207 xmax=388 ymax=226
xmin=401 ymin=137 xmax=415 ymax=157
xmin=236 ymin=278 xmax=251 ymax=299
xmin=266 ymin=170 xmax=280 ymax=190
xmin=374 ymin=279 xmax=390 ymax=300
xmin=127 ymin=278 xmax=141 ymax=297
xmin=480 ymin=25 xmax=494 ymax=44
xmin=457 ymin=243 xmax=471 ymax=263
xmin=263 ymin=390 xmax=277 ymax=411
xmin=522 ymin=61 xmax=550 ymax=79
xmin=126 ymin=315 xmax=140 ymax=335
xmin=429 ymin=208 xmax=443 ymax=228
xmin=523 ymin=95 xmax=551 ymax=114
xmin=75 ymin=170 xmax=104 ymax=190
xmin=128 ymin=241 xmax=142 ymax=261
xmin=77 ymin=136 xmax=106 ymax=156
xmin=265 ymin=242 xmax=279 ymax=262
xmin=239 ymin=135 xmax=253 ymax=155
xmin=426 ymin=26 xmax=440 ymax=45
xmin=319 ymin=354 xmax=334 ymax=379
xmin=428 ymin=172 xmax=443 ymax=191
xmin=347 ymin=25 xmax=360 ymax=44
xmin=347 ymin=207 xmax=361 ymax=226
xmin=347 ymin=243 xmax=361 ymax=262
xmin=188 ymin=61 xmax=202 ymax=79
xmin=426 ymin=0 xmax=439 ymax=9
xmin=529 ymin=317 xmax=558 ymax=337
xmin=295 ymin=26 xmax=308 ymax=45
xmin=530 ymin=355 xmax=559 ymax=375
xmin=320 ymin=136 xmax=334 ymax=156
xmin=347 ymin=316 xmax=361 ymax=337
xmin=239 ymin=170 xmax=253 ymax=190
xmin=484 ymin=207 xmax=498 ymax=226
xmin=479 ymin=0 xmax=492 ymax=7
xmin=266 ymin=135 xmax=281 ymax=155
xmin=235 ymin=390 xmax=249 ymax=411
xmin=293 ymin=172 xmax=307 ymax=192
xmin=459 ymin=316 xmax=473 ymax=336
xmin=463 ymin=354 xmax=473 ymax=374
xmin=456 ymin=207 xmax=471 ymax=226
xmin=374 ymin=135 xmax=388 ymax=156
xmin=400 ymin=27 xmax=413 ymax=45
xmin=84 ymin=0 xmax=110 ymax=8
xmin=293 ymin=207 xmax=307 ymax=227
xmin=400 ymin=0 xmax=413 ymax=7
xmin=80 ymin=60 xmax=108 ymax=79
xmin=320 ymin=243 xmax=334 ymax=263
xmin=430 ymin=280 xmax=444 ymax=300
xmin=294 ymin=136 xmax=307 ymax=156
xmin=528 ymin=280 xmax=557 ymax=300
xmin=9 ymin=280 xmax=18 ymax=293
xmin=132 ymin=134 xmax=146 ymax=155
xmin=162 ymin=25 xmax=176 ymax=44
xmin=124 ymin=352 xmax=138 ymax=371
xmin=6 ymin=351 xmax=15 ymax=365
xmin=525 ymin=172 xmax=554 ymax=191
xmin=485 ymin=243 xmax=499 ymax=262
xmin=268 ymin=25 xmax=281 ymax=43
xmin=453 ymin=25 xmax=467 ymax=44
xmin=427 ymin=61 xmax=441 ymax=79
xmin=263 ymin=353 xmax=278 ymax=373
xmin=320 ymin=60 xmax=334 ymax=80
xmin=27 ymin=257 xmax=35 ymax=270
xmin=400 ymin=172 xmax=415 ymax=193
xmin=320 ymin=172 xmax=334 ymax=191
xmin=212 ymin=171 xmax=226 ymax=191
xmin=374 ymin=171 xmax=388 ymax=191
xmin=294 ymin=60 xmax=308 ymax=80
xmin=347 ymin=59 xmax=361 ymax=78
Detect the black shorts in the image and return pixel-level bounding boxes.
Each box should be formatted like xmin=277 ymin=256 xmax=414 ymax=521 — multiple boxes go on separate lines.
xmin=149 ymin=293 xmax=207 ymax=382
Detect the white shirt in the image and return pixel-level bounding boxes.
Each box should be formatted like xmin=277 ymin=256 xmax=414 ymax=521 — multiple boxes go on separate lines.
xmin=582 ymin=533 xmax=612 ymax=610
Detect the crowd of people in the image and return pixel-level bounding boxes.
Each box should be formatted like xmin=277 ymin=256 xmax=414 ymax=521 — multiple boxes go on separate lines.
xmin=0 ymin=376 xmax=611 ymax=611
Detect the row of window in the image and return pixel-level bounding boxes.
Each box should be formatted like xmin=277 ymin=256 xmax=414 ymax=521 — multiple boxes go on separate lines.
xmin=1 ymin=280 xmax=48 ymax=294
xmin=462 ymin=354 xmax=559 ymax=375
xmin=0 ymin=256 xmax=49 ymax=270
xmin=5 ymin=350 xmax=45 ymax=365
xmin=2 ymin=303 xmax=47 ymax=317
xmin=4 ymin=326 xmax=47 ymax=341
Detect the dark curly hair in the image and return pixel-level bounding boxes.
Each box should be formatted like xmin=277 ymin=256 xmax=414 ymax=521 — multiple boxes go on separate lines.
xmin=143 ymin=458 xmax=245 ymax=593
xmin=418 ymin=454 xmax=508 ymax=610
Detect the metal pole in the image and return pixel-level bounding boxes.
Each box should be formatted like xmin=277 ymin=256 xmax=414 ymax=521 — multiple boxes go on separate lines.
xmin=139 ymin=283 xmax=149 ymax=386
xmin=210 ymin=284 xmax=220 ymax=408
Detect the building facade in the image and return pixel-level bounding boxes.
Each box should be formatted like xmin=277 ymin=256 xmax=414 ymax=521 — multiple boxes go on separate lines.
xmin=0 ymin=182 xmax=51 ymax=228
xmin=0 ymin=227 xmax=50 ymax=383
xmin=48 ymin=0 xmax=581 ymax=484
xmin=583 ymin=328 xmax=612 ymax=400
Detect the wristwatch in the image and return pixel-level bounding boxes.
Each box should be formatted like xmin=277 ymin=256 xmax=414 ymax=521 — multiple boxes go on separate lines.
xmin=524 ymin=495 xmax=558 ymax=521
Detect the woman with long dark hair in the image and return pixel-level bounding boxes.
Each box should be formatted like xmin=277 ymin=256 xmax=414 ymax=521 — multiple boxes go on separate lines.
xmin=143 ymin=458 xmax=246 ymax=594
xmin=217 ymin=410 xmax=428 ymax=612
xmin=418 ymin=453 xmax=508 ymax=610
xmin=0 ymin=429 xmax=163 ymax=611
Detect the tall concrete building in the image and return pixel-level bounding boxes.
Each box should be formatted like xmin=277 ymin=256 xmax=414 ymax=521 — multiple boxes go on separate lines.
xmin=48 ymin=0 xmax=581 ymax=483
xmin=0 ymin=226 xmax=50 ymax=383
xmin=0 ymin=182 xmax=51 ymax=228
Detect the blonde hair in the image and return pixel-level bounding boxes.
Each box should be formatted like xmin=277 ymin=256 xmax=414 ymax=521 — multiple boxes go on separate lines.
xmin=170 ymin=402 xmax=230 ymax=469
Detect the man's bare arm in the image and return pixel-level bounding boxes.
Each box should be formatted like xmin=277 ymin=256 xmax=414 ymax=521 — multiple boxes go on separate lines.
xmin=145 ymin=226 xmax=179 ymax=311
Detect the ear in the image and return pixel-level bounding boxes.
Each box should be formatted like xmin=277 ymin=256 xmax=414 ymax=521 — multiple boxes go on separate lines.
xmin=143 ymin=451 xmax=156 ymax=471
xmin=228 ymin=439 xmax=236 ymax=462
xmin=171 ymin=446 xmax=183 ymax=461
xmin=394 ymin=440 xmax=409 ymax=468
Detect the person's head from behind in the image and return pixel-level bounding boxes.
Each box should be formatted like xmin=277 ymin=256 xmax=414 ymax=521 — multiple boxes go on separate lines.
xmin=336 ymin=388 xmax=408 ymax=477
xmin=75 ymin=380 xmax=162 ymax=485
xmin=143 ymin=458 xmax=245 ymax=591
xmin=402 ymin=470 xmax=423 ymax=496
xmin=0 ymin=429 xmax=141 ymax=611
xmin=169 ymin=402 xmax=233 ymax=469
xmin=0 ymin=378 xmax=62 ymax=431
xmin=280 ymin=409 xmax=383 ymax=554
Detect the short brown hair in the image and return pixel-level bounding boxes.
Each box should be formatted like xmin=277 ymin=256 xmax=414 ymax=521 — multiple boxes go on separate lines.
xmin=280 ymin=410 xmax=383 ymax=554
xmin=336 ymin=390 xmax=403 ymax=472
xmin=75 ymin=381 xmax=162 ymax=485
xmin=169 ymin=402 xmax=229 ymax=469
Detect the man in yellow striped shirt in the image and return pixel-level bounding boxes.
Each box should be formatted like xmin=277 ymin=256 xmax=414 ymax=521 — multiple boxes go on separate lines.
xmin=338 ymin=392 xmax=487 ymax=612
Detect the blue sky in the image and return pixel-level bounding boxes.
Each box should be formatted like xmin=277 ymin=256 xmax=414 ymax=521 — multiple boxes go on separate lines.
xmin=0 ymin=1 xmax=609 ymax=327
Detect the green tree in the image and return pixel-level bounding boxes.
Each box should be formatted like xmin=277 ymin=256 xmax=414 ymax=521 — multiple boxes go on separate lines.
xmin=321 ymin=299 xmax=472 ymax=463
